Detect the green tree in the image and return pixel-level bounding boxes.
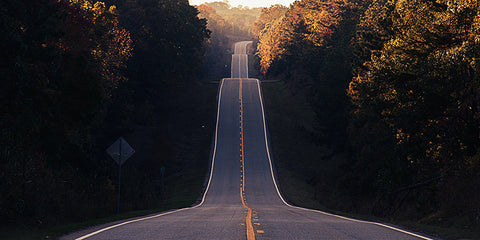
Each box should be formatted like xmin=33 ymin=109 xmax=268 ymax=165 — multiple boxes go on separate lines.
xmin=349 ymin=0 xmax=480 ymax=221
xmin=0 ymin=0 xmax=132 ymax=226
xmin=256 ymin=0 xmax=372 ymax=211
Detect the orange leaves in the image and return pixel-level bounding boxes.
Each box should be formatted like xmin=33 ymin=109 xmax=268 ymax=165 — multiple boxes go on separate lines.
xmin=257 ymin=0 xmax=350 ymax=75
xmin=327 ymin=0 xmax=338 ymax=11
xmin=77 ymin=1 xmax=133 ymax=91
xmin=96 ymin=26 xmax=133 ymax=89
xmin=294 ymin=0 xmax=343 ymax=46
xmin=350 ymin=0 xmax=480 ymax=172
xmin=253 ymin=4 xmax=287 ymax=37
xmin=395 ymin=129 xmax=410 ymax=144
xmin=92 ymin=2 xmax=105 ymax=16
xmin=288 ymin=6 xmax=302 ymax=24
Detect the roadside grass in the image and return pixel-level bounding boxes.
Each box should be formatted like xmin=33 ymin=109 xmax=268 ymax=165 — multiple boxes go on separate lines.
xmin=248 ymin=53 xmax=261 ymax=79
xmin=2 ymin=44 xmax=231 ymax=240
xmin=260 ymin=80 xmax=330 ymax=210
xmin=257 ymin=62 xmax=479 ymax=239
xmin=0 ymin=203 xmax=188 ymax=240
xmin=205 ymin=52 xmax=232 ymax=80
xmin=50 ymin=205 xmax=188 ymax=239
xmin=8 ymin=44 xmax=477 ymax=240
xmin=1 ymin=76 xmax=221 ymax=240
xmin=42 ymin=44 xmax=226 ymax=240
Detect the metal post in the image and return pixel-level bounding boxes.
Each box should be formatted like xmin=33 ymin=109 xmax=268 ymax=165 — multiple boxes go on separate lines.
xmin=117 ymin=138 xmax=122 ymax=214
xmin=161 ymin=167 xmax=165 ymax=201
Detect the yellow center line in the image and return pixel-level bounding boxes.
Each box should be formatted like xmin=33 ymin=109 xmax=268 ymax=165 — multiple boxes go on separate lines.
xmin=239 ymin=53 xmax=255 ymax=240
xmin=240 ymin=78 xmax=245 ymax=193
xmin=238 ymin=54 xmax=242 ymax=79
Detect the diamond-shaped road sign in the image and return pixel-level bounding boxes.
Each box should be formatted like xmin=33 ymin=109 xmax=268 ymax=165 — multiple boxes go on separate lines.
xmin=106 ymin=137 xmax=135 ymax=165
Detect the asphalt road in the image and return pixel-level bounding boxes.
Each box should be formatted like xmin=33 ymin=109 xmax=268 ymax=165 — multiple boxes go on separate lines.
xmin=62 ymin=41 xmax=434 ymax=240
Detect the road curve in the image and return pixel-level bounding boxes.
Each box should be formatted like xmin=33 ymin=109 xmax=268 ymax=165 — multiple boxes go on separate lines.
xmin=62 ymin=41 xmax=434 ymax=240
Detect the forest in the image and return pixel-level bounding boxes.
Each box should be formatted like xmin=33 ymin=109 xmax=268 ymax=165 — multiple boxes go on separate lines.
xmin=0 ymin=0 xmax=261 ymax=236
xmin=1 ymin=0 xmax=479 ymax=238
xmin=256 ymin=0 xmax=480 ymax=236
xmin=197 ymin=1 xmax=261 ymax=79
xmin=0 ymin=0 xmax=212 ymax=231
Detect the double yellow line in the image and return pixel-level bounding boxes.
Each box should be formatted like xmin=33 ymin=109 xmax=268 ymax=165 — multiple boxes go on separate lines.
xmin=238 ymin=54 xmax=255 ymax=240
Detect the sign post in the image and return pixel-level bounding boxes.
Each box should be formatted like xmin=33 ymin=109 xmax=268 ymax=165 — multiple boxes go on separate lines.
xmin=161 ymin=167 xmax=165 ymax=200
xmin=106 ymin=137 xmax=135 ymax=214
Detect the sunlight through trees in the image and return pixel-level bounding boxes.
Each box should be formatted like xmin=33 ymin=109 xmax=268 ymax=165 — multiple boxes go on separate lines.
xmin=255 ymin=0 xmax=480 ymax=231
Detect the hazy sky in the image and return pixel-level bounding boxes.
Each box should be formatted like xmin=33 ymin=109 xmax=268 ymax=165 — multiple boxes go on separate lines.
xmin=189 ymin=0 xmax=296 ymax=8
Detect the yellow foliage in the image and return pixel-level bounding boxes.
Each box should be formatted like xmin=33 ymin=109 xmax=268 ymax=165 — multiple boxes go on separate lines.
xmin=93 ymin=2 xmax=106 ymax=16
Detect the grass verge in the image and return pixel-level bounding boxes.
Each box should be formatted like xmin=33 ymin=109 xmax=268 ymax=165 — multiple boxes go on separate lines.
xmin=258 ymin=66 xmax=479 ymax=240
xmin=0 ymin=203 xmax=189 ymax=240
xmin=1 ymin=76 xmax=222 ymax=240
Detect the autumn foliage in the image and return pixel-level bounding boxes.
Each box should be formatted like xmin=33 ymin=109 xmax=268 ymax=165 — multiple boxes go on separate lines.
xmin=350 ymin=0 xmax=480 ymax=224
xmin=256 ymin=0 xmax=480 ymax=231
xmin=0 ymin=0 xmax=133 ymax=225
xmin=0 ymin=0 xmax=208 ymax=228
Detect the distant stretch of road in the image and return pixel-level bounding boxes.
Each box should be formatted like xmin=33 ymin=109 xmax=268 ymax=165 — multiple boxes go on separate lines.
xmin=62 ymin=41 xmax=434 ymax=240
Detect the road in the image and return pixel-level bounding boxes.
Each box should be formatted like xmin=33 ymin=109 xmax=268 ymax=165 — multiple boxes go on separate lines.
xmin=62 ymin=41 xmax=434 ymax=240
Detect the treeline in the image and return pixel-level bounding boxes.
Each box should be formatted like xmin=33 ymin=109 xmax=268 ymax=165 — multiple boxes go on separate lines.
xmin=196 ymin=1 xmax=261 ymax=79
xmin=199 ymin=1 xmax=261 ymax=39
xmin=256 ymin=0 xmax=480 ymax=230
xmin=1 ymin=0 xmax=210 ymax=228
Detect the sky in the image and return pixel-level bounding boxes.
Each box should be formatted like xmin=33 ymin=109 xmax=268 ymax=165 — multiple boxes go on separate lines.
xmin=189 ymin=0 xmax=296 ymax=8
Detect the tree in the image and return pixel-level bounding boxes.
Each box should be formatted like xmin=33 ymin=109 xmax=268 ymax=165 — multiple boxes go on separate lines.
xmin=0 ymin=0 xmax=132 ymax=226
xmin=195 ymin=1 xmax=261 ymax=79
xmin=252 ymin=4 xmax=288 ymax=38
xmin=349 ymin=0 xmax=480 ymax=220
xmin=256 ymin=0 xmax=373 ymax=211
xmin=113 ymin=0 xmax=209 ymax=88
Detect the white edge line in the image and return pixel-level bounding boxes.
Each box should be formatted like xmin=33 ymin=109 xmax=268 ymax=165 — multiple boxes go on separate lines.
xmin=233 ymin=41 xmax=252 ymax=79
xmin=254 ymin=79 xmax=434 ymax=240
xmin=231 ymin=55 xmax=234 ymax=78
xmin=245 ymin=54 xmax=249 ymax=79
xmin=245 ymin=41 xmax=252 ymax=79
xmin=75 ymin=79 xmax=226 ymax=240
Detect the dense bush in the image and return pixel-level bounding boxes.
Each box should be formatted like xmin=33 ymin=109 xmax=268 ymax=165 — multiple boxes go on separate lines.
xmin=256 ymin=0 xmax=480 ymax=229
xmin=0 ymin=0 xmax=209 ymax=228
